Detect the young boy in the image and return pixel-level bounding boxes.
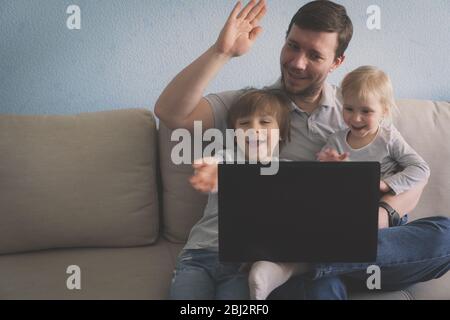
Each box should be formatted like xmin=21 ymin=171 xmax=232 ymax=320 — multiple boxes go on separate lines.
xmin=169 ymin=88 xmax=292 ymax=300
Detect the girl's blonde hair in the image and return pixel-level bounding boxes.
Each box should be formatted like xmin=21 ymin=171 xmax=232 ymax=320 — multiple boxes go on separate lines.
xmin=341 ymin=66 xmax=398 ymax=121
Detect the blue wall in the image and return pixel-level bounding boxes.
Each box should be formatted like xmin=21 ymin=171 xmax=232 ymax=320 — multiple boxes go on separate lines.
xmin=1 ymin=0 xmax=449 ymax=115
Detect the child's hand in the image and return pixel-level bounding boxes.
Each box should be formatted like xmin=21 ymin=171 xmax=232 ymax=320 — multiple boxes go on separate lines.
xmin=316 ymin=148 xmax=349 ymax=162
xmin=380 ymin=180 xmax=391 ymax=193
xmin=189 ymin=157 xmax=219 ymax=193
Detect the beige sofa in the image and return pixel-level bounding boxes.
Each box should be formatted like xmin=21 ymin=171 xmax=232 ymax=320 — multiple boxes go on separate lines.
xmin=1 ymin=99 xmax=449 ymax=300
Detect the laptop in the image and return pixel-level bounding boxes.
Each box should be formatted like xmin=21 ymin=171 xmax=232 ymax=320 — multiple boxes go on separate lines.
xmin=218 ymin=161 xmax=380 ymax=263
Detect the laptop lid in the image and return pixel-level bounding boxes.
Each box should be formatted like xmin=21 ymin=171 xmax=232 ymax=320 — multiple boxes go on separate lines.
xmin=218 ymin=161 xmax=380 ymax=263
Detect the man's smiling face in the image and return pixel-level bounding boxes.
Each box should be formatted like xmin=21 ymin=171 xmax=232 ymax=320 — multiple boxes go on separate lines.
xmin=280 ymin=25 xmax=344 ymax=98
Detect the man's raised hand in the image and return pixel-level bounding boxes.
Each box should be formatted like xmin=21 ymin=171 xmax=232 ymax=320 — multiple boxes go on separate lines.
xmin=214 ymin=0 xmax=267 ymax=58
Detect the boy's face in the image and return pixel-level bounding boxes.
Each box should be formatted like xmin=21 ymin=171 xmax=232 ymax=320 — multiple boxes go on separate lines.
xmin=234 ymin=112 xmax=280 ymax=161
xmin=280 ymin=25 xmax=344 ymax=97
xmin=343 ymin=94 xmax=386 ymax=139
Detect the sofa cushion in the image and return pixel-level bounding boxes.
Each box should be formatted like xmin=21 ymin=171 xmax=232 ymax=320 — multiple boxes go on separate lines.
xmin=2 ymin=238 xmax=446 ymax=300
xmin=158 ymin=124 xmax=208 ymax=242
xmin=0 ymin=109 xmax=159 ymax=254
xmin=394 ymin=100 xmax=450 ymax=220
xmin=0 ymin=239 xmax=177 ymax=299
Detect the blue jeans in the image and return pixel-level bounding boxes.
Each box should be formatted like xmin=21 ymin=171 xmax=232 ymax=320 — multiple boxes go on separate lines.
xmin=307 ymin=216 xmax=450 ymax=291
xmin=170 ymin=216 xmax=450 ymax=299
xmin=169 ymin=249 xmax=347 ymax=300
xmin=169 ymin=249 xmax=249 ymax=300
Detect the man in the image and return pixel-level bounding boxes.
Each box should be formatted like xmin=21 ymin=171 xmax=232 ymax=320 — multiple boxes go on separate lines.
xmin=155 ymin=0 xmax=450 ymax=299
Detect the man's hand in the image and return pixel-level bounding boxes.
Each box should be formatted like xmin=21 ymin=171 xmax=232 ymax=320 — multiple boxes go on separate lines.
xmin=155 ymin=0 xmax=266 ymax=130
xmin=316 ymin=148 xmax=349 ymax=162
xmin=214 ymin=0 xmax=267 ymax=58
xmin=378 ymin=207 xmax=389 ymax=229
xmin=189 ymin=157 xmax=219 ymax=193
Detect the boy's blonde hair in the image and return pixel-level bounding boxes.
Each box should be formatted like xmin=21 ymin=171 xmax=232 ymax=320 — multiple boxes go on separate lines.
xmin=341 ymin=66 xmax=398 ymax=120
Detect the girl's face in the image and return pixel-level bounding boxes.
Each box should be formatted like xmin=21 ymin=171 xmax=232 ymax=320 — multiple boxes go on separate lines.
xmin=234 ymin=112 xmax=281 ymax=161
xmin=343 ymin=93 xmax=386 ymax=140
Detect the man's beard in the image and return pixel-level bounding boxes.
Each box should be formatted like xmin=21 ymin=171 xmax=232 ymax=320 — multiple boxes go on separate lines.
xmin=281 ymin=69 xmax=324 ymax=99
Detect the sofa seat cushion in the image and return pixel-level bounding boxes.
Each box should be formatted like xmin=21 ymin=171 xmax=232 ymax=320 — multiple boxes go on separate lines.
xmin=0 ymin=109 xmax=159 ymax=254
xmin=0 ymin=239 xmax=179 ymax=299
xmin=1 ymin=240 xmax=447 ymax=300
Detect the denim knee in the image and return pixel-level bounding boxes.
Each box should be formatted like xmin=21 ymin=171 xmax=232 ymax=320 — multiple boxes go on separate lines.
xmin=435 ymin=217 xmax=450 ymax=246
xmin=306 ymin=276 xmax=347 ymax=300
xmin=430 ymin=216 xmax=450 ymax=235
xmin=424 ymin=216 xmax=450 ymax=255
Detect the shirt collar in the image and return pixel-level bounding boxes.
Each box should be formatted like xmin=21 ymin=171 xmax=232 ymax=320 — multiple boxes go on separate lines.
xmin=267 ymin=78 xmax=337 ymax=112
xmin=319 ymin=82 xmax=336 ymax=109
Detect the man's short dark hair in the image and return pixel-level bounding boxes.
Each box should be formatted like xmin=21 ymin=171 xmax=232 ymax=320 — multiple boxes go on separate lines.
xmin=287 ymin=0 xmax=353 ymax=58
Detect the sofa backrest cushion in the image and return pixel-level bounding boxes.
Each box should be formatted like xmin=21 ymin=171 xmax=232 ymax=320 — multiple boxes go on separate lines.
xmin=0 ymin=109 xmax=159 ymax=254
xmin=158 ymin=124 xmax=208 ymax=243
xmin=393 ymin=100 xmax=450 ymax=220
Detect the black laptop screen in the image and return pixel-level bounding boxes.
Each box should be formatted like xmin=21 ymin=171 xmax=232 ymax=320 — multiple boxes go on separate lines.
xmin=218 ymin=162 xmax=380 ymax=263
